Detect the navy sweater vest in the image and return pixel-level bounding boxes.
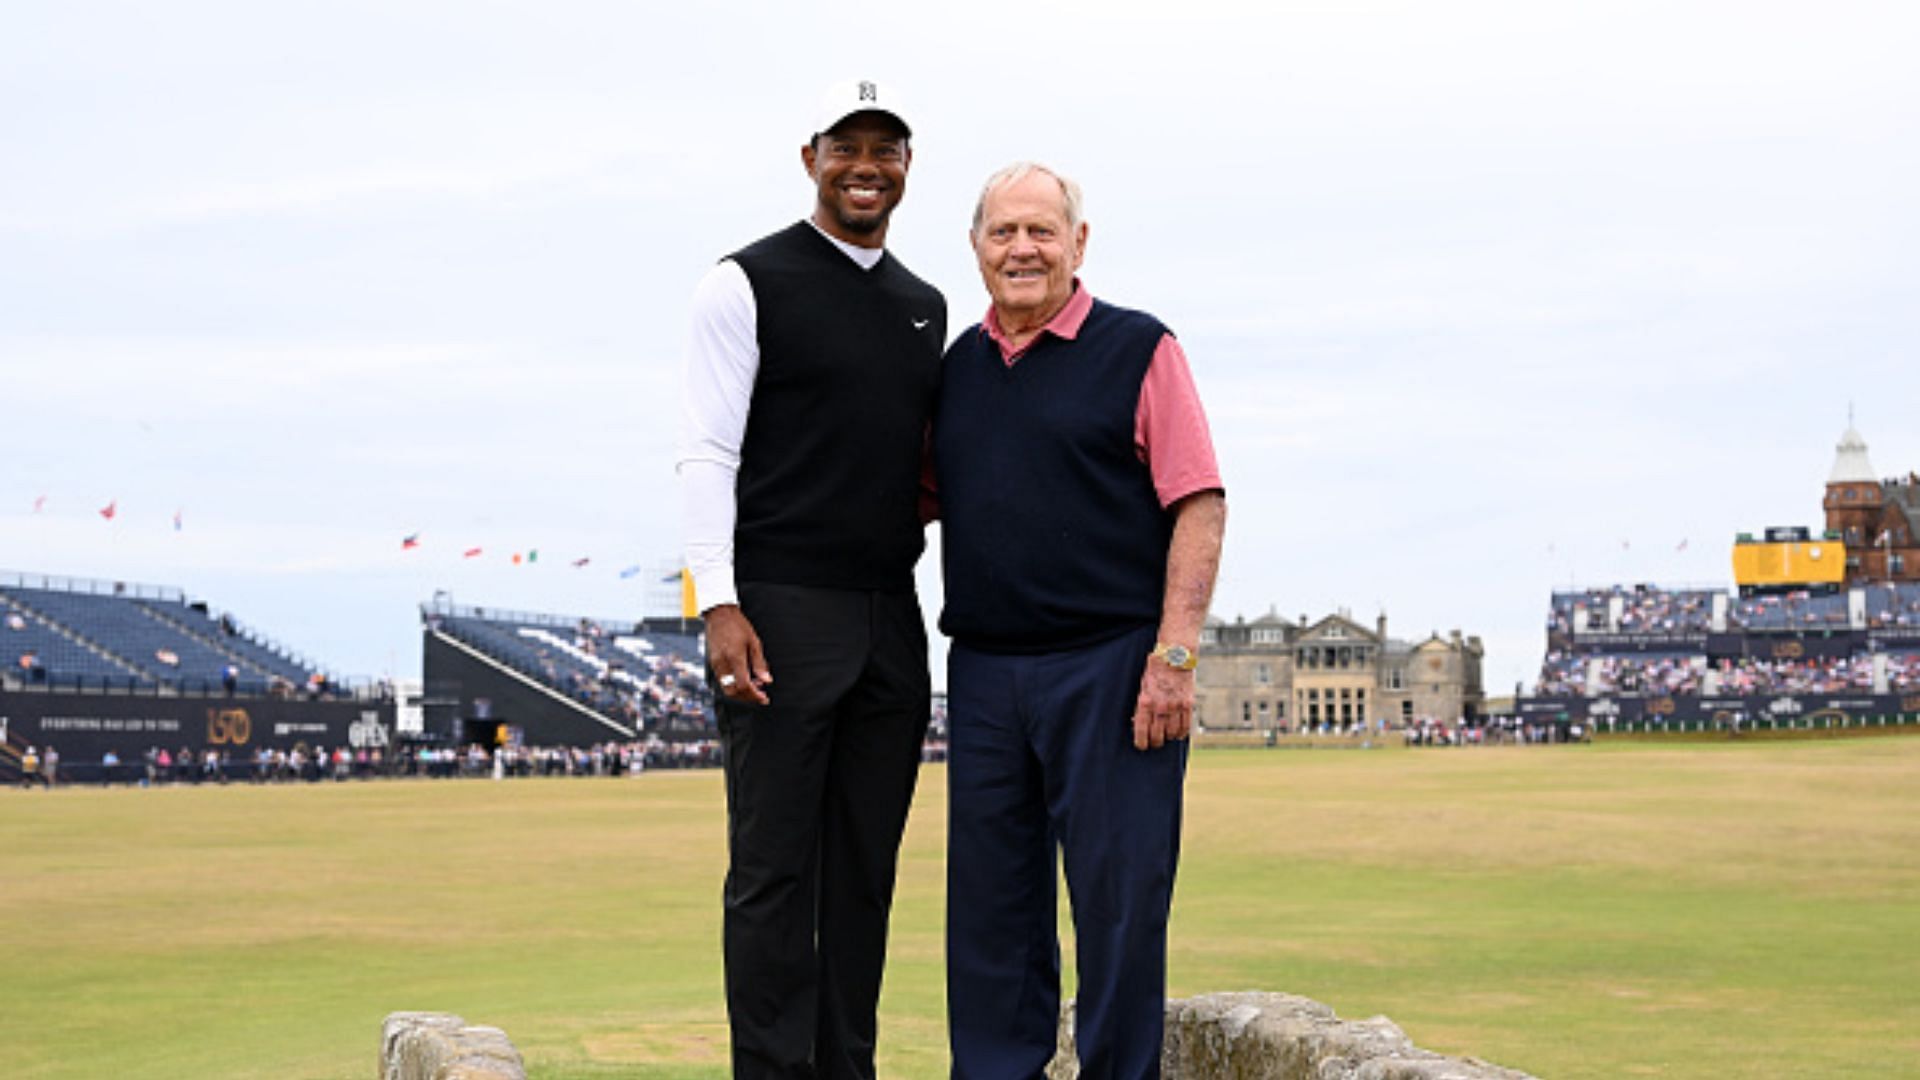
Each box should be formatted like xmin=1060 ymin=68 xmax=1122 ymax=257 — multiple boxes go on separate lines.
xmin=730 ymin=222 xmax=946 ymax=591
xmin=936 ymin=299 xmax=1173 ymax=652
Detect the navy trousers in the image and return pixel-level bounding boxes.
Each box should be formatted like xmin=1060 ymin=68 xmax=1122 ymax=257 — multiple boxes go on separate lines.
xmin=946 ymin=624 xmax=1188 ymax=1080
xmin=717 ymin=583 xmax=931 ymax=1080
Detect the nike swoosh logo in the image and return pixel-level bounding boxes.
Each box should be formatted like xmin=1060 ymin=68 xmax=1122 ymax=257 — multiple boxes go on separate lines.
xmin=913 ymin=319 xmax=930 ymax=329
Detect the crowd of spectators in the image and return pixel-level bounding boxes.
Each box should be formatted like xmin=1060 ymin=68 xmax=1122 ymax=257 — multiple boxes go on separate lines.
xmin=1547 ymin=585 xmax=1714 ymax=637
xmin=7 ymin=739 xmax=726 ymax=787
xmin=1866 ymin=584 xmax=1920 ymax=630
xmin=1728 ymin=590 xmax=1850 ymax=630
xmin=1712 ymin=655 xmax=1876 ymax=695
xmin=1617 ymin=588 xmax=1714 ymax=633
xmin=1536 ymin=651 xmax=1703 ymax=696
xmin=1537 ymin=650 xmax=1585 ymax=695
xmin=1540 ymin=647 xmax=1920 ymax=697
xmin=1403 ymin=717 xmax=1588 ymax=746
xmin=1587 ymin=653 xmax=1702 ymax=695
xmin=434 ymin=613 xmax=716 ymax=735
xmin=1889 ymin=652 xmax=1920 ymax=691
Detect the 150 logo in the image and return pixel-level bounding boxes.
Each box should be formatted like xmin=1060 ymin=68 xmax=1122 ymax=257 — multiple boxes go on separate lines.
xmin=207 ymin=708 xmax=252 ymax=746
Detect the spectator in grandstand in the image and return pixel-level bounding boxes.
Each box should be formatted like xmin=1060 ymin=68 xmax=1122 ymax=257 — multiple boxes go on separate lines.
xmin=18 ymin=649 xmax=43 ymax=682
xmin=5 ymin=611 xmax=24 ymax=631
xmin=678 ymin=79 xmax=941 ymax=1080
xmin=935 ymin=162 xmax=1226 ymax=1080
xmin=1888 ymin=652 xmax=1920 ymax=691
xmin=222 ymin=664 xmax=239 ymax=695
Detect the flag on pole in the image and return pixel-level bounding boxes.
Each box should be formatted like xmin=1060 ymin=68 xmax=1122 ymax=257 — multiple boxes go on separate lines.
xmin=173 ymin=510 xmax=183 ymax=532
xmin=571 ymin=557 xmax=591 ymax=568
xmin=527 ymin=549 xmax=538 ymax=564
xmin=402 ymin=533 xmax=420 ymax=550
xmin=618 ymin=565 xmax=641 ymax=579
xmin=512 ymin=553 xmax=523 ymax=565
xmin=100 ymin=500 xmax=117 ymax=521
xmin=464 ymin=547 xmax=483 ymax=559
xmin=32 ymin=496 xmax=46 ymax=513
xmin=1675 ymin=538 xmax=1688 ymax=553
xmin=682 ymin=568 xmax=699 ymax=618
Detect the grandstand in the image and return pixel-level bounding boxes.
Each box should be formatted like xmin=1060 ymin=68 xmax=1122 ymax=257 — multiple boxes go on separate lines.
xmin=1 ymin=571 xmax=393 ymax=784
xmin=1 ymin=571 xmax=332 ymax=695
xmin=1523 ymin=580 xmax=1920 ymax=731
xmin=421 ymin=600 xmax=714 ymax=747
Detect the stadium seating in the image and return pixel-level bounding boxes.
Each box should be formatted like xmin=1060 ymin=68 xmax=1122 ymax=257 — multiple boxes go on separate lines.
xmin=4 ymin=599 xmax=150 ymax=687
xmin=1728 ymin=591 xmax=1849 ymax=630
xmin=429 ymin=607 xmax=712 ymax=733
xmin=0 ymin=578 xmax=328 ymax=694
xmin=1865 ymin=583 xmax=1920 ymax=629
xmin=1536 ymin=579 xmax=1920 ymax=698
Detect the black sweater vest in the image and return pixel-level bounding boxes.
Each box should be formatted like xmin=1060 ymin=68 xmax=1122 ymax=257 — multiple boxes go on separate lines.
xmin=935 ymin=299 xmax=1172 ymax=652
xmin=730 ymin=222 xmax=945 ymax=591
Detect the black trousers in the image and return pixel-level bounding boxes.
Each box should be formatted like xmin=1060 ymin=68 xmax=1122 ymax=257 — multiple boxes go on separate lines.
xmin=717 ymin=583 xmax=931 ymax=1080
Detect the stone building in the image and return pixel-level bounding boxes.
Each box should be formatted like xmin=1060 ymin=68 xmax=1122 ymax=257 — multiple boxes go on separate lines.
xmin=1823 ymin=424 xmax=1920 ymax=583
xmin=1195 ymin=610 xmax=1485 ymax=735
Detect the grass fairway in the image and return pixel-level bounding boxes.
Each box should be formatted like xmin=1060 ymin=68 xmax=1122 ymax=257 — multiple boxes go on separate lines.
xmin=4 ymin=739 xmax=1919 ymax=1079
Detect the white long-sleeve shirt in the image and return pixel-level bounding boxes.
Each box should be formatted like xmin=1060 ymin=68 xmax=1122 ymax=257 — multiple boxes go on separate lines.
xmin=677 ymin=222 xmax=885 ymax=612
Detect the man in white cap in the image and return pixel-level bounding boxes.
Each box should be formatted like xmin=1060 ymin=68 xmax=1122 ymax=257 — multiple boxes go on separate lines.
xmin=678 ymin=79 xmax=946 ymax=1079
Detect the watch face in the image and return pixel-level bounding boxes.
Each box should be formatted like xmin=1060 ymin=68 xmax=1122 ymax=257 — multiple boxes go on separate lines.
xmin=1164 ymin=645 xmax=1193 ymax=668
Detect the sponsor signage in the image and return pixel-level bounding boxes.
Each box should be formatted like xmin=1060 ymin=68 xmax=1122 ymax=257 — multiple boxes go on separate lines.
xmin=1705 ymin=632 xmax=1860 ymax=660
xmin=0 ymin=690 xmax=394 ymax=761
xmin=1568 ymin=632 xmax=1709 ymax=654
xmin=1571 ymin=629 xmax=1919 ymax=657
xmin=1511 ymin=692 xmax=1915 ymax=726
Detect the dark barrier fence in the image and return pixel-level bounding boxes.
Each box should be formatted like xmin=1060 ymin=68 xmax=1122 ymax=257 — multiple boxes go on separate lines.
xmin=5 ymin=744 xmax=722 ymax=787
xmin=1515 ymin=691 xmax=1920 ymax=732
xmin=0 ymin=687 xmax=396 ymax=765
xmin=1560 ymin=627 xmax=1920 ymax=657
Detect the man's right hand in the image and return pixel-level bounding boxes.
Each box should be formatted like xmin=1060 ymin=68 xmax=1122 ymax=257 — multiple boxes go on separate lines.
xmin=705 ymin=604 xmax=772 ymax=705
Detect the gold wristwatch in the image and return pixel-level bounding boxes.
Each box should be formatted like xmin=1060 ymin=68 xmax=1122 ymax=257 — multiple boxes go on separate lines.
xmin=1151 ymin=642 xmax=1199 ymax=671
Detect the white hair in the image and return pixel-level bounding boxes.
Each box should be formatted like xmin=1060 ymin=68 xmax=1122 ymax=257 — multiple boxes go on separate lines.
xmin=970 ymin=162 xmax=1084 ymax=235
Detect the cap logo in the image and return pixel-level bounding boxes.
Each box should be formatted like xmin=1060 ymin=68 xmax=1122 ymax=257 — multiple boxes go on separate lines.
xmin=859 ymin=81 xmax=877 ymax=102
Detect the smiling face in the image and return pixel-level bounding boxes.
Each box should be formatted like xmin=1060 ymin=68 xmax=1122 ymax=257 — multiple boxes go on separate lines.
xmin=802 ymin=113 xmax=911 ymax=247
xmin=970 ymin=169 xmax=1088 ymax=332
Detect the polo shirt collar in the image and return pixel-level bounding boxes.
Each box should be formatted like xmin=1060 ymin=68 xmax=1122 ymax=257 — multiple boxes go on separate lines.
xmin=983 ymin=279 xmax=1091 ymax=361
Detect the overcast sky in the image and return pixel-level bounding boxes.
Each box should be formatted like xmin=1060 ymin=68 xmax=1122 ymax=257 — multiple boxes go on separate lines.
xmin=4 ymin=0 xmax=1916 ymax=694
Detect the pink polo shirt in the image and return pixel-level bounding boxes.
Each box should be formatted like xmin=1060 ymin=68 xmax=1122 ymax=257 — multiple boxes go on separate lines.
xmin=980 ymin=282 xmax=1224 ymax=508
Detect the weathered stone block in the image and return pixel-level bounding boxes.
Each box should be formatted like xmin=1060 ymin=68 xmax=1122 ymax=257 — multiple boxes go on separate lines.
xmin=381 ymin=1011 xmax=527 ymax=1080
xmin=1046 ymin=992 xmax=1535 ymax=1080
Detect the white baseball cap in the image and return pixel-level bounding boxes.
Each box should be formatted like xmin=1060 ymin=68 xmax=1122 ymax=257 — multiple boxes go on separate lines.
xmin=814 ymin=78 xmax=913 ymax=139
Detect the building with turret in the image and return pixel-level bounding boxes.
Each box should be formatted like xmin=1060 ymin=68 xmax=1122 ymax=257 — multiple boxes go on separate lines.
xmin=1823 ymin=424 xmax=1919 ymax=583
xmin=1195 ymin=610 xmax=1484 ymax=735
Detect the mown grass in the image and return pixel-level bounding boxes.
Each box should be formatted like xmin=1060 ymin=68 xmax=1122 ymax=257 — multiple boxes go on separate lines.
xmin=3 ymin=738 xmax=1918 ymax=1078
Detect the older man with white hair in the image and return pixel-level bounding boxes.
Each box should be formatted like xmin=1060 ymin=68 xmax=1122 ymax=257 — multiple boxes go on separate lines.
xmin=935 ymin=162 xmax=1227 ymax=1079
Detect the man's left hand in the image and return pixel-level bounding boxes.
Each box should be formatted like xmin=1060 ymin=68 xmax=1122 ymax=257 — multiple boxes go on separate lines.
xmin=1131 ymin=659 xmax=1194 ymax=751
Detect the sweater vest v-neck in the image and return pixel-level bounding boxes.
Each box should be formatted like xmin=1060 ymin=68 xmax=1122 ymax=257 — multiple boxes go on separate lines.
xmin=935 ymin=299 xmax=1173 ymax=653
xmin=730 ymin=222 xmax=946 ymax=592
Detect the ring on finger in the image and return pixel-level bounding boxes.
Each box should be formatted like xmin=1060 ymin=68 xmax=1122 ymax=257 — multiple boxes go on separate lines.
xmin=719 ymin=674 xmax=738 ymax=688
